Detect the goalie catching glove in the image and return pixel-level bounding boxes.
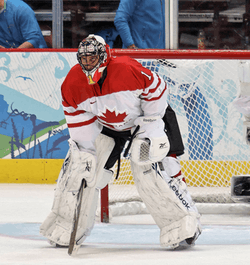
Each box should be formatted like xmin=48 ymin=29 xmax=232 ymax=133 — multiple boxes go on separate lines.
xmin=130 ymin=116 xmax=170 ymax=165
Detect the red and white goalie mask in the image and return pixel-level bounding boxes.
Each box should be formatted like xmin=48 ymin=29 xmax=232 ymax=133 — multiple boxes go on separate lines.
xmin=77 ymin=34 xmax=111 ymax=84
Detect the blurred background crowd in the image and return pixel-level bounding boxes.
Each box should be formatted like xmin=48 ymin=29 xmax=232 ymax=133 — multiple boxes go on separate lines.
xmin=1 ymin=0 xmax=250 ymax=49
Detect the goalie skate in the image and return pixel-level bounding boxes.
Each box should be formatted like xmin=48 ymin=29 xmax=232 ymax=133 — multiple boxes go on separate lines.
xmin=170 ymin=226 xmax=201 ymax=250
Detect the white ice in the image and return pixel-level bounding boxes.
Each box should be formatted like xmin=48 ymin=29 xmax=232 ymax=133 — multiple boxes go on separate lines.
xmin=0 ymin=184 xmax=250 ymax=265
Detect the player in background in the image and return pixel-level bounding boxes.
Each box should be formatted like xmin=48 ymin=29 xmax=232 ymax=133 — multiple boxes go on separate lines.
xmin=40 ymin=35 xmax=201 ymax=250
xmin=114 ymin=0 xmax=165 ymax=49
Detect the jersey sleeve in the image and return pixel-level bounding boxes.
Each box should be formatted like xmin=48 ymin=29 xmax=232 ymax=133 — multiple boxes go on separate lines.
xmin=61 ymin=72 xmax=102 ymax=154
xmin=110 ymin=56 xmax=168 ymax=118
xmin=130 ymin=59 xmax=168 ymax=118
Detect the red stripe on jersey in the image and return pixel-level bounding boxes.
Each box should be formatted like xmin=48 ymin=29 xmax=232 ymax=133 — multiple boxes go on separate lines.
xmin=142 ymin=84 xmax=167 ymax=102
xmin=67 ymin=116 xmax=97 ymax=128
xmin=141 ymin=75 xmax=161 ymax=97
xmin=62 ymin=100 xmax=71 ymax=108
xmin=64 ymin=110 xmax=86 ymax=116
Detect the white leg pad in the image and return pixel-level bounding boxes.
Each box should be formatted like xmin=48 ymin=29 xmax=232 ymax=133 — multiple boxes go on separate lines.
xmin=160 ymin=213 xmax=199 ymax=247
xmin=40 ymin=184 xmax=99 ymax=246
xmin=40 ymin=133 xmax=115 ymax=246
xmin=131 ymin=161 xmax=201 ymax=247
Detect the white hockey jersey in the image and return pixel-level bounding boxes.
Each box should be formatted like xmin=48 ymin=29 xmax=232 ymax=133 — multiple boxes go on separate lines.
xmin=61 ymin=56 xmax=168 ymax=153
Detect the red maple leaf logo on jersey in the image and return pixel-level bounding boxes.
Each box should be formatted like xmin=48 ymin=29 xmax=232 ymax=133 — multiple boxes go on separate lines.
xmin=98 ymin=107 xmax=128 ymax=124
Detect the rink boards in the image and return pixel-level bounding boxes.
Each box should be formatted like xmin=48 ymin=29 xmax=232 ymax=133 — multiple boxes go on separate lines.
xmin=0 ymin=51 xmax=250 ymax=187
xmin=0 ymin=159 xmax=249 ymax=187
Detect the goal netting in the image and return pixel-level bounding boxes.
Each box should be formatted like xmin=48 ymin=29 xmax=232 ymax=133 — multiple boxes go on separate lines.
xmin=99 ymin=50 xmax=250 ymax=220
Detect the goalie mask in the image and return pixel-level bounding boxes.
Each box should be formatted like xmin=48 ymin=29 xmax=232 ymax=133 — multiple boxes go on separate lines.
xmin=77 ymin=34 xmax=110 ymax=84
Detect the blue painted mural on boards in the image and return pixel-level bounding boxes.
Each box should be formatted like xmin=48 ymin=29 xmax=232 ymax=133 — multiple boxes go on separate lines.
xmin=0 ymin=52 xmax=77 ymax=159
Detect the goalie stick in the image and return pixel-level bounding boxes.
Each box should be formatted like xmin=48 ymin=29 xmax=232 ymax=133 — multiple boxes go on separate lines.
xmin=123 ymin=125 xmax=140 ymax=158
xmin=68 ymin=178 xmax=86 ymax=256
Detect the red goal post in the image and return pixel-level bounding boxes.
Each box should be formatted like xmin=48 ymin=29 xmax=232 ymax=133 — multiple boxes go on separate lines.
xmin=99 ymin=49 xmax=250 ymax=223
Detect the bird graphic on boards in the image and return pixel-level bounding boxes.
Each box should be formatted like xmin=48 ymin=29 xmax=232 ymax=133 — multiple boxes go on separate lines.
xmin=16 ymin=76 xmax=34 ymax=81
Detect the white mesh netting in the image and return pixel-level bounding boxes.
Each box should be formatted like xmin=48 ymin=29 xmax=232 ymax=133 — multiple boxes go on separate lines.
xmin=103 ymin=57 xmax=250 ymax=216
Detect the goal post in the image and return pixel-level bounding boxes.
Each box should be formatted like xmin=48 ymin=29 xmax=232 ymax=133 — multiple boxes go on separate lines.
xmin=99 ymin=49 xmax=250 ymax=222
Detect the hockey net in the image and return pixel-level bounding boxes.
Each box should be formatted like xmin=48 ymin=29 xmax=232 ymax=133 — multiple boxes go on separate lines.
xmin=99 ymin=50 xmax=250 ymax=220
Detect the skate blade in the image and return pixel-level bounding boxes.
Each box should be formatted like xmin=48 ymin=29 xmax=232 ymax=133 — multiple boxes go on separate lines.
xmin=170 ymin=241 xmax=195 ymax=250
xmin=48 ymin=240 xmax=68 ymax=248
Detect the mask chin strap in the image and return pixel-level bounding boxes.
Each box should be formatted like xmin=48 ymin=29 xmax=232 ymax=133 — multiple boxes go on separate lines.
xmin=84 ymin=62 xmax=106 ymax=84
xmin=87 ymin=75 xmax=96 ymax=85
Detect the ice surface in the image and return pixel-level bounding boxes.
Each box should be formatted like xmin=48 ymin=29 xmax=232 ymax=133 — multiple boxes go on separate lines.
xmin=0 ymin=184 xmax=250 ymax=265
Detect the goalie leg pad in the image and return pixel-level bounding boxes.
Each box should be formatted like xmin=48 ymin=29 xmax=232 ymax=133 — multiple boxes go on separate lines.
xmin=40 ymin=185 xmax=99 ymax=246
xmin=40 ymin=133 xmax=115 ymax=246
xmin=130 ymin=161 xmax=201 ymax=247
xmin=160 ymin=213 xmax=200 ymax=247
xmin=58 ymin=139 xmax=97 ymax=191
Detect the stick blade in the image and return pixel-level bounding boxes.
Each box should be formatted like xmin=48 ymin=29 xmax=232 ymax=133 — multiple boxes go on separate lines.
xmin=68 ymin=242 xmax=81 ymax=256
